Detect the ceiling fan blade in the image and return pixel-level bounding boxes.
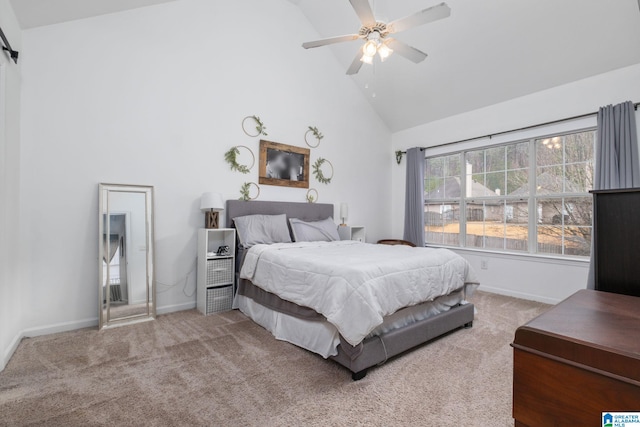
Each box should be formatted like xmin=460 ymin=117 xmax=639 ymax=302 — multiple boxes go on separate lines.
xmin=349 ymin=0 xmax=376 ymax=27
xmin=346 ymin=51 xmax=364 ymax=75
xmin=387 ymin=39 xmax=428 ymax=64
xmin=302 ymin=34 xmax=362 ymax=49
xmin=387 ymin=2 xmax=451 ymax=34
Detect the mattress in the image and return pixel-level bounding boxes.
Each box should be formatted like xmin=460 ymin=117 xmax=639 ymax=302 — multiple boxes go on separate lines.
xmin=240 ymin=241 xmax=479 ymax=345
xmin=235 ymin=289 xmax=467 ymax=358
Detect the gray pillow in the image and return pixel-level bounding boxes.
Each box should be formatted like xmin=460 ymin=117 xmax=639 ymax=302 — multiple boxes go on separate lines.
xmin=289 ymin=217 xmax=340 ymax=242
xmin=233 ymin=214 xmax=292 ymax=248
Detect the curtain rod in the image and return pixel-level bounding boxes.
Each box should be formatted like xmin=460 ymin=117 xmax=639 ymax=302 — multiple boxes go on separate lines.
xmin=398 ymin=101 xmax=640 ymax=156
xmin=0 ymin=25 xmax=19 ymax=64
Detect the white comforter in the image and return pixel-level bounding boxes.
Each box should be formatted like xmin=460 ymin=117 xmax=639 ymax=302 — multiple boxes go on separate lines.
xmin=240 ymin=241 xmax=479 ymax=346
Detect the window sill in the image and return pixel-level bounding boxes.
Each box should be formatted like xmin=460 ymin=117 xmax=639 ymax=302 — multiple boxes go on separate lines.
xmin=426 ymin=245 xmax=591 ymax=266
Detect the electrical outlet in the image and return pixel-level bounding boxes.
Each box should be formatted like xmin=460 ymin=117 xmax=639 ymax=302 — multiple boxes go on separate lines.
xmin=480 ymin=259 xmax=489 ymax=270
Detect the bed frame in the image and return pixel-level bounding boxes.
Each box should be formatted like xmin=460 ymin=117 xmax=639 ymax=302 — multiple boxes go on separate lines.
xmin=226 ymin=200 xmax=475 ymax=380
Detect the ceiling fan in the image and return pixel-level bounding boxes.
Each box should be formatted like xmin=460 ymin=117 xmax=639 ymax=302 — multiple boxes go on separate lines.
xmin=302 ymin=0 xmax=451 ymax=75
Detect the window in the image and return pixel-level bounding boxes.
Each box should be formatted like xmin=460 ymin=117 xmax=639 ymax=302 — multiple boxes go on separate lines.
xmin=464 ymin=142 xmax=530 ymax=252
xmin=535 ymin=132 xmax=594 ymax=256
xmin=424 ymin=130 xmax=595 ymax=257
xmin=425 ymin=154 xmax=462 ymax=246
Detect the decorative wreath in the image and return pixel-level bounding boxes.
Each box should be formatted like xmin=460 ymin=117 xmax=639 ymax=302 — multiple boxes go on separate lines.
xmin=224 ymin=146 xmax=255 ymax=174
xmin=306 ymin=188 xmax=319 ymax=203
xmin=305 ymin=126 xmax=324 ymax=148
xmin=239 ymin=182 xmax=260 ymax=201
xmin=312 ymin=158 xmax=334 ymax=185
xmin=242 ymin=115 xmax=268 ymax=137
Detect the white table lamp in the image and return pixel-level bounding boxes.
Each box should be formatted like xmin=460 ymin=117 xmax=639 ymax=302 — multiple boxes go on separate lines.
xmin=200 ymin=192 xmax=224 ymax=229
xmin=340 ymin=203 xmax=348 ymax=226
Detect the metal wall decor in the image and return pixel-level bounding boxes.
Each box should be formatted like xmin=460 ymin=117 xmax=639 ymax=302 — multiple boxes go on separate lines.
xmin=242 ymin=115 xmax=268 ymax=137
xmin=312 ymin=157 xmax=334 ymax=185
xmin=224 ymin=146 xmax=255 ymax=174
xmin=306 ymin=188 xmax=319 ymax=203
xmin=239 ymin=182 xmax=260 ymax=201
xmin=305 ymin=126 xmax=324 ymax=148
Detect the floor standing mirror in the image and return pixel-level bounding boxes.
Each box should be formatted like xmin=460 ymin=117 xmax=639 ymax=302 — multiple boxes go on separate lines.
xmin=99 ymin=183 xmax=156 ymax=329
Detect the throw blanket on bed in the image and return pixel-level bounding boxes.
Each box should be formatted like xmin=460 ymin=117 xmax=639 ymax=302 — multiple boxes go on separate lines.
xmin=240 ymin=241 xmax=479 ymax=346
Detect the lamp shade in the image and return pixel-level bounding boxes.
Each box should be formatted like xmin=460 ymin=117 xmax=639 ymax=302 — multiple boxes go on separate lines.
xmin=200 ymin=192 xmax=224 ymax=212
xmin=340 ymin=203 xmax=349 ymax=220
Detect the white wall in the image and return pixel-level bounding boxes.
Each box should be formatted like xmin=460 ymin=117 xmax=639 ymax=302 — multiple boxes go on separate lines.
xmin=17 ymin=0 xmax=392 ymax=334
xmin=392 ymin=63 xmax=640 ymax=303
xmin=0 ymin=0 xmax=23 ymax=371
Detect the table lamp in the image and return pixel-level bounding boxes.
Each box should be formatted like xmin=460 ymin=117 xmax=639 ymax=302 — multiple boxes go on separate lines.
xmin=340 ymin=203 xmax=348 ymax=226
xmin=200 ymin=192 xmax=224 ymax=229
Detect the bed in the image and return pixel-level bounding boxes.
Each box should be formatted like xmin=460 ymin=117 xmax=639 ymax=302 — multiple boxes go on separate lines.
xmin=226 ymin=200 xmax=478 ymax=380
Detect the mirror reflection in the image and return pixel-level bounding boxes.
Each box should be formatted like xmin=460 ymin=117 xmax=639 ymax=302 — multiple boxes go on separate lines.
xmin=99 ymin=184 xmax=155 ymax=329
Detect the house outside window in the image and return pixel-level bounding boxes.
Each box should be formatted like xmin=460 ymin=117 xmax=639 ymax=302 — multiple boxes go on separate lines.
xmin=424 ymin=129 xmax=595 ymax=257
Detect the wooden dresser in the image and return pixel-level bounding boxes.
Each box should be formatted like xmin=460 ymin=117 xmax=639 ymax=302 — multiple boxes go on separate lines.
xmin=512 ymin=290 xmax=640 ymax=426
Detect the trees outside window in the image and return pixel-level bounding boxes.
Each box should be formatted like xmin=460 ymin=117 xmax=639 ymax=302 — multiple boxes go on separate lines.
xmin=424 ymin=130 xmax=595 ymax=257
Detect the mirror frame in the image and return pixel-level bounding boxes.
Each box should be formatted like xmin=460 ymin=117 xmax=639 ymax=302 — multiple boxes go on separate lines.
xmin=98 ymin=183 xmax=156 ymax=330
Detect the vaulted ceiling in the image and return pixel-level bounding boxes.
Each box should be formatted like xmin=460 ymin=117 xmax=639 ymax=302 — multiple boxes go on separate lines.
xmin=9 ymin=0 xmax=177 ymax=29
xmin=294 ymin=0 xmax=640 ymax=131
xmin=11 ymin=0 xmax=640 ymax=132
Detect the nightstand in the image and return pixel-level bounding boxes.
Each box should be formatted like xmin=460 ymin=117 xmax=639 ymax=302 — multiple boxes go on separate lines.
xmin=338 ymin=225 xmax=366 ymax=242
xmin=197 ymin=228 xmax=236 ymax=315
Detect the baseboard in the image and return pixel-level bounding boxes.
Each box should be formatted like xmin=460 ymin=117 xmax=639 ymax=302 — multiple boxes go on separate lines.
xmin=1 ymin=316 xmax=99 ymax=372
xmin=0 ymin=302 xmax=197 ymax=372
xmin=22 ymin=317 xmax=99 ymax=338
xmin=157 ymin=301 xmax=196 ymax=315
xmin=1 ymin=331 xmax=24 ymax=372
xmin=479 ymin=286 xmax=561 ymax=305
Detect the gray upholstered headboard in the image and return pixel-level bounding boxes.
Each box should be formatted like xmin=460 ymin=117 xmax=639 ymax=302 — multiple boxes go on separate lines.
xmin=226 ymin=200 xmax=335 ymax=275
xmin=226 ymin=200 xmax=334 ymax=229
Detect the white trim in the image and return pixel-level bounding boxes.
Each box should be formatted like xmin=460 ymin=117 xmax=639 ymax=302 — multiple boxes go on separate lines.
xmin=156 ymin=301 xmax=196 ymax=315
xmin=425 ymin=124 xmax=596 ymax=258
xmin=23 ymin=317 xmax=99 ymax=338
xmin=479 ymin=285 xmax=561 ymax=305
xmin=1 ymin=317 xmax=98 ymax=372
xmin=1 ymin=330 xmax=22 ymax=371
xmin=449 ymin=246 xmax=591 ymax=266
xmin=1 ymin=301 xmax=197 ymax=372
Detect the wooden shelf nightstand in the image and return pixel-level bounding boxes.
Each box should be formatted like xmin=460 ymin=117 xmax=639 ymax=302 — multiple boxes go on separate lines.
xmin=197 ymin=228 xmax=236 ymax=315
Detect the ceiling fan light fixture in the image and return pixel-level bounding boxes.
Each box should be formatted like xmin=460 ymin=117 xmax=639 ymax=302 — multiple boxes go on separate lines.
xmin=363 ymin=40 xmax=378 ymax=57
xmin=301 ymin=1 xmax=452 ymax=75
xmin=360 ymin=53 xmax=374 ymax=65
xmin=378 ymin=43 xmax=393 ymax=62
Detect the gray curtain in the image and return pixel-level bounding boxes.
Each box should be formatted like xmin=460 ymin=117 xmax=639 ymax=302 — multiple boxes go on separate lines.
xmin=587 ymin=100 xmax=640 ymax=288
xmin=594 ymin=101 xmax=640 ymax=189
xmin=403 ymin=147 xmax=426 ymax=247
xmin=103 ymin=235 xmax=120 ymax=263
xmin=102 ymin=214 xmax=125 ymax=263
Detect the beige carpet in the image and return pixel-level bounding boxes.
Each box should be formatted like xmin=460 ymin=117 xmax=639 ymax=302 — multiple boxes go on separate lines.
xmin=0 ymin=291 xmax=549 ymax=427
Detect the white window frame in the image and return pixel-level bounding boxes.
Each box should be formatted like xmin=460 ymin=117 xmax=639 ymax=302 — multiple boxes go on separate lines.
xmin=424 ymin=120 xmax=596 ymax=261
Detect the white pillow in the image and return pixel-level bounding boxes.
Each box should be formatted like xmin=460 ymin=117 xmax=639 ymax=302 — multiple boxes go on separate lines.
xmin=233 ymin=214 xmax=292 ymax=248
xmin=289 ymin=217 xmax=340 ymax=242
